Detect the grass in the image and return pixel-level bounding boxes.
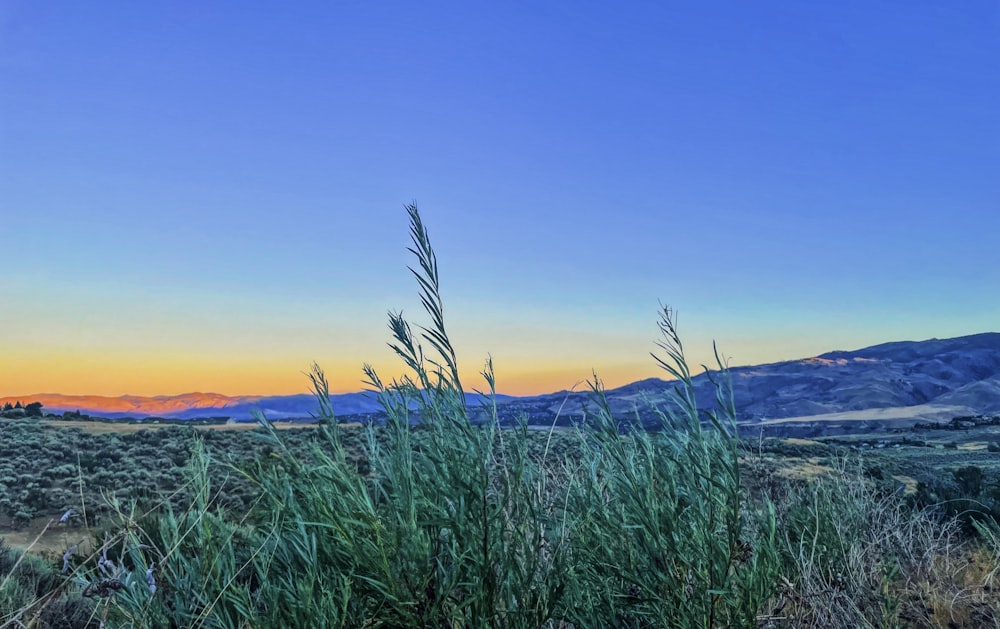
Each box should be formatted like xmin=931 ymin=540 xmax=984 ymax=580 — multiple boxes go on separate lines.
xmin=4 ymin=203 xmax=1000 ymax=628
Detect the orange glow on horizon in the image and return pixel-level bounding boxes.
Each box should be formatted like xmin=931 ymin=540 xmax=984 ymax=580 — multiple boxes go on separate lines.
xmin=0 ymin=352 xmax=665 ymax=398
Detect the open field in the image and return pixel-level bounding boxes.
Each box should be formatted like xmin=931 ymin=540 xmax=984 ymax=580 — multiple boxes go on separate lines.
xmin=760 ymin=403 xmax=975 ymax=425
xmin=3 ymin=409 xmax=997 ymax=552
xmin=0 ymin=417 xmax=368 ymax=543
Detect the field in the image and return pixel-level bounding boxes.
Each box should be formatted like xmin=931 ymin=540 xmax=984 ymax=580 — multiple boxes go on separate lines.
xmin=5 ymin=405 xmax=1000 ymax=628
xmin=9 ymin=407 xmax=995 ymax=544
xmin=0 ymin=419 xmax=340 ymax=557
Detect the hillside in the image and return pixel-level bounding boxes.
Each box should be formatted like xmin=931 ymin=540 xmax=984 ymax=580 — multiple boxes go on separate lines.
xmin=502 ymin=332 xmax=1000 ymax=426
xmin=4 ymin=333 xmax=998 ymax=423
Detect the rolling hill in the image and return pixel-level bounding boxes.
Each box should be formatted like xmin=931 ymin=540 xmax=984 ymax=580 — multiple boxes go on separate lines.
xmin=3 ymin=333 xmax=998 ymax=424
xmin=497 ymin=332 xmax=1000 ymax=426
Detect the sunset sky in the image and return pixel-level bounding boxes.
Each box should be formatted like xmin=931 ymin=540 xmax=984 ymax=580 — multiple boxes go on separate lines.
xmin=2 ymin=2 xmax=997 ymax=397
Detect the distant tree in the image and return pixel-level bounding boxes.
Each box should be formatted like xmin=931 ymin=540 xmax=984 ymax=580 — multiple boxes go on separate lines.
xmin=2 ymin=402 xmax=11 ymax=411
xmin=14 ymin=401 xmax=22 ymax=409
xmin=25 ymin=402 xmax=43 ymax=417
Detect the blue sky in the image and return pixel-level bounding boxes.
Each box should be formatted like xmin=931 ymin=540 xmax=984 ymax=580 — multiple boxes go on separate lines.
xmin=1 ymin=1 xmax=997 ymax=396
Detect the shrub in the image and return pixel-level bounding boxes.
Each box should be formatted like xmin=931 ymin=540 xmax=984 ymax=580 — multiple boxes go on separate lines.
xmin=775 ymin=458 xmax=959 ymax=628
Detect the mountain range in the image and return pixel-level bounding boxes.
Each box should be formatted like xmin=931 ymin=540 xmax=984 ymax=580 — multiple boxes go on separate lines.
xmin=499 ymin=332 xmax=1000 ymax=428
xmin=0 ymin=391 xmax=512 ymax=420
xmin=3 ymin=333 xmax=999 ymax=425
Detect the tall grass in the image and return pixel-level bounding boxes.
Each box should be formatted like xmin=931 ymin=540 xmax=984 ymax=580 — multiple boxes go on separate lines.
xmin=563 ymin=316 xmax=780 ymax=628
xmin=62 ymin=203 xmax=775 ymax=627
xmin=6 ymin=203 xmax=981 ymax=627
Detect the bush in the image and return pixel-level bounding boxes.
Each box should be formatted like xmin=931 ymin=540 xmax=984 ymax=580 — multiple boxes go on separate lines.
xmin=774 ymin=458 xmax=959 ymax=628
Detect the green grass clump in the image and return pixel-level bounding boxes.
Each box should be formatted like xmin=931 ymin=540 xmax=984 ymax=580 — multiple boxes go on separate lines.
xmin=560 ymin=312 xmax=780 ymax=628
xmin=61 ymin=204 xmax=775 ymax=628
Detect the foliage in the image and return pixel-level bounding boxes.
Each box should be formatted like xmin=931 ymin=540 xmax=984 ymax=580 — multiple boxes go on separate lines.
xmin=913 ymin=464 xmax=1000 ymax=531
xmin=773 ymin=458 xmax=958 ymax=628
xmin=562 ymin=311 xmax=779 ymax=628
xmin=0 ymin=538 xmax=97 ymax=628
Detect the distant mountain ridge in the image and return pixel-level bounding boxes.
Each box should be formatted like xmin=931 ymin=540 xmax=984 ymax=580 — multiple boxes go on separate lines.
xmin=4 ymin=333 xmax=999 ymax=423
xmin=499 ymin=332 xmax=1000 ymax=425
xmin=0 ymin=391 xmax=511 ymax=420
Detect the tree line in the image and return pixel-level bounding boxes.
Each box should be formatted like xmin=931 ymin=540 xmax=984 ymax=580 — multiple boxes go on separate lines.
xmin=1 ymin=401 xmax=43 ymax=417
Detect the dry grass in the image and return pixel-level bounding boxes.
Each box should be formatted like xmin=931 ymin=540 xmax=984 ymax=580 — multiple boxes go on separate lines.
xmin=782 ymin=438 xmax=822 ymax=447
xmin=892 ymin=474 xmax=920 ymax=496
xmin=757 ymin=457 xmax=1000 ymax=629
xmin=896 ymin=543 xmax=1000 ymax=628
xmin=773 ymin=457 xmax=836 ymax=481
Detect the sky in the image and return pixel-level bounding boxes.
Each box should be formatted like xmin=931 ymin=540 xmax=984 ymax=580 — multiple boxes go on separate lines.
xmin=1 ymin=1 xmax=998 ymax=397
